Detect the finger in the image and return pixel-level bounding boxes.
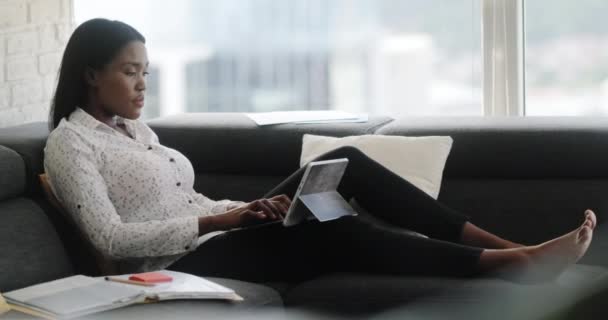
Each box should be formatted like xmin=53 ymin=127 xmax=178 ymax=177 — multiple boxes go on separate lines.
xmin=585 ymin=209 xmax=597 ymax=229
xmin=272 ymin=194 xmax=292 ymax=208
xmin=246 ymin=209 xmax=266 ymax=220
xmin=267 ymin=199 xmax=287 ymax=219
xmin=253 ymin=199 xmax=276 ymax=219
xmin=276 ymin=200 xmax=288 ymax=215
xmin=272 ymin=200 xmax=288 ymax=218
xmin=283 ymin=196 xmax=292 ymax=208
xmin=261 ymin=199 xmax=282 ymax=220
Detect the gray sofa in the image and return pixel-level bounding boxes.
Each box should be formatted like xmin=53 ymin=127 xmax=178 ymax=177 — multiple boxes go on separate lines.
xmin=3 ymin=114 xmax=608 ymax=319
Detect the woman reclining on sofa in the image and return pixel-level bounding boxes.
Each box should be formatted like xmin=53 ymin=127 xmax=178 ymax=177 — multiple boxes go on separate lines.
xmin=44 ymin=18 xmax=596 ymax=284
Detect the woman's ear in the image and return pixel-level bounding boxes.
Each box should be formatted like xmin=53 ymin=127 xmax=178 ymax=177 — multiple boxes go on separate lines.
xmin=84 ymin=67 xmax=98 ymax=87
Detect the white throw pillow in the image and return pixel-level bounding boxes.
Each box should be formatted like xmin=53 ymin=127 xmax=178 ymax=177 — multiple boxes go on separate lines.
xmin=300 ymin=134 xmax=453 ymax=199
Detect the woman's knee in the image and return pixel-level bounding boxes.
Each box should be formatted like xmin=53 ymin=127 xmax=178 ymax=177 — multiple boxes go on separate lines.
xmin=316 ymin=145 xmax=367 ymax=161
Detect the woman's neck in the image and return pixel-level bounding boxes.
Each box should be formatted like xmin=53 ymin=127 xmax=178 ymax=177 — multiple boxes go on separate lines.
xmin=82 ymin=101 xmax=118 ymax=128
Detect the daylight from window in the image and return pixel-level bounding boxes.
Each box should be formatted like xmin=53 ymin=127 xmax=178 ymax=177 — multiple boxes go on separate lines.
xmin=75 ymin=0 xmax=482 ymax=119
xmin=525 ymin=0 xmax=608 ymax=116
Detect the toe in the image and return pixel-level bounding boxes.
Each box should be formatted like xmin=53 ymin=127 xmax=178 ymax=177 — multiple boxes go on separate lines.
xmin=585 ymin=209 xmax=597 ymax=229
xmin=583 ymin=220 xmax=593 ymax=229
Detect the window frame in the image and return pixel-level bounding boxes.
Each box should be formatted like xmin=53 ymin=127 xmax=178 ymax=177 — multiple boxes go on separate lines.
xmin=481 ymin=0 xmax=525 ymax=116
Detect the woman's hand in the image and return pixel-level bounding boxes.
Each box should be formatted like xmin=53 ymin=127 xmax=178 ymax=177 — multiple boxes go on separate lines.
xmin=205 ymin=194 xmax=292 ymax=231
xmin=243 ymin=194 xmax=292 ymax=221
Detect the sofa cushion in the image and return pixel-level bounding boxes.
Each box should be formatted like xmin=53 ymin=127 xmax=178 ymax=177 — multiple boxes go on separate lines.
xmin=351 ymin=265 xmax=608 ymax=320
xmin=300 ymin=134 xmax=453 ymax=199
xmin=283 ymin=265 xmax=608 ymax=317
xmin=0 ymin=122 xmax=50 ymax=196
xmin=0 ymin=145 xmax=25 ymax=201
xmin=146 ymin=113 xmax=393 ymax=176
xmin=0 ymin=198 xmax=73 ymax=292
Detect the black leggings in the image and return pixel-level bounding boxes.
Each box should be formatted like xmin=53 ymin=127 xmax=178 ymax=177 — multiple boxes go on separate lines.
xmin=169 ymin=146 xmax=483 ymax=282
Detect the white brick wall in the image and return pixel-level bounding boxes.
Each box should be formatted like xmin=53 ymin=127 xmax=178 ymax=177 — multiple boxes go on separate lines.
xmin=0 ymin=1 xmax=27 ymax=29
xmin=0 ymin=35 xmax=5 ymax=83
xmin=0 ymin=85 xmax=8 ymax=107
xmin=6 ymin=56 xmax=37 ymax=81
xmin=30 ymin=0 xmax=62 ymax=22
xmin=0 ymin=0 xmax=74 ymax=128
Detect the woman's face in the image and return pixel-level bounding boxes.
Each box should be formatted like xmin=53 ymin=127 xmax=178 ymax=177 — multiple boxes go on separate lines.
xmin=90 ymin=41 xmax=149 ymax=120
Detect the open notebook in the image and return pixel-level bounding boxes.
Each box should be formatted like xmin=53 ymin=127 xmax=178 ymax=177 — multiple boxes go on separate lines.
xmin=4 ymin=270 xmax=242 ymax=319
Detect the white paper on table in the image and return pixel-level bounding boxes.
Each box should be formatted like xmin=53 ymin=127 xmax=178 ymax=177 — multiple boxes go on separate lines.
xmin=245 ymin=110 xmax=363 ymax=126
xmin=294 ymin=114 xmax=369 ymax=124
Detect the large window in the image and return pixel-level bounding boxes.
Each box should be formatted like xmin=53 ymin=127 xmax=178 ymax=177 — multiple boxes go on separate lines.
xmin=75 ymin=0 xmax=482 ymax=119
xmin=525 ymin=0 xmax=608 ymax=116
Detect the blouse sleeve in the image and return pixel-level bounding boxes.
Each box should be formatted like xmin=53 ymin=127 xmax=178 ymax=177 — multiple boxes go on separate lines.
xmin=190 ymin=192 xmax=248 ymax=215
xmin=44 ymin=129 xmax=199 ymax=259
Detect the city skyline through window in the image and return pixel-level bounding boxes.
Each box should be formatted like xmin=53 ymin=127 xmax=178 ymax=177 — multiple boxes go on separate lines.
xmin=75 ymin=0 xmax=483 ymax=119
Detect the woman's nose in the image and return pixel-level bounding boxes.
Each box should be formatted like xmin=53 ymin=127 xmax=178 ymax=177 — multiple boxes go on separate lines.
xmin=136 ymin=76 xmax=146 ymax=92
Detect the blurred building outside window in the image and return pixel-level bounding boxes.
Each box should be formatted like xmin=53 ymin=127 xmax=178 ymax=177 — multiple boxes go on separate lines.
xmin=525 ymin=0 xmax=608 ymax=116
xmin=74 ymin=0 xmax=483 ymax=120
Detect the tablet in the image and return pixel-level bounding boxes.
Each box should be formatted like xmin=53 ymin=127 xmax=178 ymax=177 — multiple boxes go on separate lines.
xmin=282 ymin=158 xmax=358 ymax=227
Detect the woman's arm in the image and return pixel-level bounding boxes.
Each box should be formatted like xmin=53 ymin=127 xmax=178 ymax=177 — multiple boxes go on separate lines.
xmin=197 ymin=195 xmax=293 ymax=231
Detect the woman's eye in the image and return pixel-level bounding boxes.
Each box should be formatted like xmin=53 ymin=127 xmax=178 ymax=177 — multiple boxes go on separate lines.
xmin=125 ymin=71 xmax=136 ymax=76
xmin=143 ymin=71 xmax=150 ymax=76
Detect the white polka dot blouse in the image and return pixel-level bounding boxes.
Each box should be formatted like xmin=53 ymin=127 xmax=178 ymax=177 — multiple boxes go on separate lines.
xmin=44 ymin=107 xmax=245 ymax=272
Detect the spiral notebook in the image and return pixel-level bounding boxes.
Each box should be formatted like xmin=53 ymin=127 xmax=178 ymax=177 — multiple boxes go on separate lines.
xmin=4 ymin=270 xmax=242 ymax=319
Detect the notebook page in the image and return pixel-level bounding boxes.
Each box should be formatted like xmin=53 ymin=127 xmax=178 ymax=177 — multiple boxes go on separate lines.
xmin=5 ymin=275 xmax=98 ymax=302
xmin=108 ymin=270 xmax=242 ymax=301
xmin=26 ymin=282 xmax=142 ymax=317
xmin=148 ymin=271 xmax=233 ymax=297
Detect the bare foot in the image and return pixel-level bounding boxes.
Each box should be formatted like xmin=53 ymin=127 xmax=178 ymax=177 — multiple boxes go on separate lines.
xmin=522 ymin=225 xmax=593 ymax=281
xmin=480 ymin=212 xmax=594 ymax=283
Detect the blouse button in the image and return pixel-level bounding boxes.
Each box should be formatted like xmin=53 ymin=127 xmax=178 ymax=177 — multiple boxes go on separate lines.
xmin=169 ymin=158 xmax=175 ymax=162
xmin=176 ymin=182 xmax=181 ymax=187
xmin=185 ymin=246 xmax=190 ymax=250
xmin=77 ymin=204 xmax=81 ymax=209
xmin=188 ymin=200 xmax=192 ymax=204
xmin=147 ymin=146 xmax=153 ymax=150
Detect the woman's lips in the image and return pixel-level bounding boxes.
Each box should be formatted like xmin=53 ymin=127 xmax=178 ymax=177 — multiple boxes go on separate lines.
xmin=133 ymin=97 xmax=144 ymax=107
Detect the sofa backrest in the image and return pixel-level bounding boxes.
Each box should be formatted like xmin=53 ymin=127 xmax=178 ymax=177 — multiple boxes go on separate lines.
xmin=0 ymin=122 xmax=50 ymax=197
xmin=0 ymin=145 xmax=73 ymax=292
xmin=147 ymin=113 xmax=394 ymax=201
xmin=0 ymin=146 xmax=25 ymax=202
